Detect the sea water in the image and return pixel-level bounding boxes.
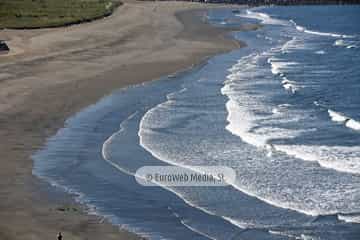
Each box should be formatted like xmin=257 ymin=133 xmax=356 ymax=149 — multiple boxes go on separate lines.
xmin=33 ymin=5 xmax=360 ymax=240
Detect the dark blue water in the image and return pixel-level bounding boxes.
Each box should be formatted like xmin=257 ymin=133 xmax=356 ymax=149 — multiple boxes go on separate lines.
xmin=33 ymin=6 xmax=360 ymax=240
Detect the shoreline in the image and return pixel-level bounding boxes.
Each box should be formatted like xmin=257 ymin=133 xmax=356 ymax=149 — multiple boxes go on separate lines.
xmin=0 ymin=1 xmax=249 ymax=239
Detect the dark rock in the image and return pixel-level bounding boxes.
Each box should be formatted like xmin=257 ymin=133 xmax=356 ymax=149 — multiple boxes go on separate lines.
xmin=56 ymin=205 xmax=79 ymax=212
xmin=56 ymin=207 xmax=66 ymax=212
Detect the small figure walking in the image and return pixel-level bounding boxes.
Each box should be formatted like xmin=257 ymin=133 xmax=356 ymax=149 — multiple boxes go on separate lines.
xmin=57 ymin=232 xmax=63 ymax=240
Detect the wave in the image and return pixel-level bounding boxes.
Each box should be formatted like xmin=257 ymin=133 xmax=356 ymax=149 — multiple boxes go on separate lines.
xmin=133 ymin=15 xmax=360 ymax=227
xmin=328 ymin=109 xmax=360 ymax=131
xmin=222 ymin=94 xmax=360 ymax=212
xmin=139 ymin=97 xmax=326 ymax=218
xmin=338 ymin=214 xmax=360 ymax=224
xmin=290 ymin=20 xmax=354 ymax=38
xmin=281 ymin=37 xmax=297 ymax=53
xmin=300 ymin=234 xmax=319 ymax=240
xmin=334 ymin=39 xmax=346 ymax=46
xmin=304 ymin=29 xmax=350 ymax=38
xmin=269 ymin=230 xmax=318 ymax=240
xmin=178 ymin=220 xmax=217 ymax=240
xmin=267 ymin=56 xmax=302 ymax=94
xmin=139 ymin=96 xmax=360 ymax=217
xmin=346 ymin=119 xmax=360 ymax=131
xmin=101 ymin=106 xmax=307 ymax=235
xmin=223 ymin=85 xmax=360 ymax=175
xmin=280 ymin=36 xmax=311 ymax=55
xmin=167 ymin=206 xmax=219 ymax=240
xmin=334 ymin=39 xmax=359 ymax=49
xmin=138 ymin=76 xmax=324 ymax=219
xmin=223 ymin=50 xmax=360 ymax=174
xmin=239 ymin=10 xmax=355 ymax=39
xmin=222 ymin=86 xmax=360 ymax=175
xmin=268 ymin=57 xmax=299 ymax=75
xmin=328 ymin=109 xmax=348 ymax=122
xmin=282 ymin=77 xmax=300 ymax=94
xmin=101 ymin=112 xmax=247 ymax=238
xmin=132 ymin=51 xmax=360 ymax=228
xmin=275 ymin=144 xmax=360 ymax=175
xmin=236 ymin=10 xmax=289 ymax=26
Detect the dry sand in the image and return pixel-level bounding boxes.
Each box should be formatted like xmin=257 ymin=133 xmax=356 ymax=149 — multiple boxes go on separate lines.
xmin=0 ymin=1 xmax=248 ymax=239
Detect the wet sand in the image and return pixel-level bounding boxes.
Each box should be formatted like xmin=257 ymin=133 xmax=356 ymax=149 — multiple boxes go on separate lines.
xmin=0 ymin=1 xmax=245 ymax=239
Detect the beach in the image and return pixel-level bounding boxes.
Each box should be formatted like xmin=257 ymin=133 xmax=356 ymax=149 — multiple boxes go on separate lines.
xmin=0 ymin=1 xmax=244 ymax=239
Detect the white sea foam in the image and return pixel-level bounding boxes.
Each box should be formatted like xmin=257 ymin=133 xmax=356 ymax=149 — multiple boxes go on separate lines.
xmin=300 ymin=234 xmax=319 ymax=240
xmin=347 ymin=45 xmax=358 ymax=49
xmin=236 ymin=10 xmax=289 ymax=26
xmin=338 ymin=214 xmax=360 ymax=224
xmin=334 ymin=39 xmax=359 ymax=48
xmin=269 ymin=59 xmax=299 ymax=75
xmin=346 ymin=119 xmax=360 ymax=131
xmin=282 ymin=77 xmax=299 ymax=94
xmin=304 ymin=29 xmax=350 ymax=38
xmin=222 ymin=216 xmax=252 ymax=229
xmin=268 ymin=57 xmax=302 ymax=93
xmin=221 ymin=94 xmax=360 ymax=176
xmin=281 ymin=37 xmax=307 ymax=53
xmin=275 ymin=144 xmax=360 ymax=175
xmin=135 ymin=28 xmax=360 ymax=226
xmin=223 ymin=99 xmax=266 ymax=147
xmin=272 ymin=108 xmax=280 ymax=114
xmin=270 ymin=230 xmax=318 ymax=240
xmin=269 ymin=230 xmax=300 ymax=239
xmin=222 ymin=50 xmax=360 ymax=177
xmin=169 ymin=206 xmax=219 ymax=239
xmin=140 ymin=119 xmax=339 ymax=219
xmin=327 ymin=109 xmax=360 ymax=131
xmin=101 ymin=112 xmax=248 ymax=236
xmin=290 ymin=20 xmax=354 ymax=38
xmin=315 ymin=50 xmax=326 ymax=54
xmin=138 ymin=70 xmax=360 ymax=224
xmin=328 ymin=109 xmax=348 ymax=122
xmin=179 ymin=219 xmax=217 ymax=240
xmin=221 ymin=40 xmax=360 ymax=221
xmin=223 ymin=53 xmax=307 ymax=148
xmin=295 ymin=25 xmax=305 ymax=32
xmin=138 ymin=71 xmax=323 ymax=220
xmin=136 ymin=98 xmax=311 ymax=231
xmin=223 ymin=88 xmax=360 ymax=175
xmin=334 ymin=39 xmax=346 ymax=46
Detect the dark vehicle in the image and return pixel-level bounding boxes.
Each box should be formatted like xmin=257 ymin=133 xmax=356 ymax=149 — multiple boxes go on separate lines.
xmin=0 ymin=40 xmax=9 ymax=53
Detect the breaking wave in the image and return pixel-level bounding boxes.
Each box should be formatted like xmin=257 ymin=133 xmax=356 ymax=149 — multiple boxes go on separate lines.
xmin=328 ymin=109 xmax=360 ymax=131
xmin=290 ymin=20 xmax=355 ymax=38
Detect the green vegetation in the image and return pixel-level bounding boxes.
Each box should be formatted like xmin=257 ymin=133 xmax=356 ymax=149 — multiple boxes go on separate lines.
xmin=0 ymin=0 xmax=121 ymax=29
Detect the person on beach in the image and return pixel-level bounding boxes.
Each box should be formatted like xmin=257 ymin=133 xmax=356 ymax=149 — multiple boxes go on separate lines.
xmin=57 ymin=232 xmax=62 ymax=240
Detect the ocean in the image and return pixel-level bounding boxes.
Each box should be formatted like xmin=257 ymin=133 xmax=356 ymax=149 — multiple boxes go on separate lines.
xmin=33 ymin=5 xmax=360 ymax=240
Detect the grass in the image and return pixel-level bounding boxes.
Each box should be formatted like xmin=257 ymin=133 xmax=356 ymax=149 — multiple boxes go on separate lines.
xmin=0 ymin=0 xmax=121 ymax=29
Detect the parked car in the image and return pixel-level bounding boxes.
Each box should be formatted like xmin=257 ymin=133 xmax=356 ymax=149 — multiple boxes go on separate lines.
xmin=0 ymin=40 xmax=10 ymax=52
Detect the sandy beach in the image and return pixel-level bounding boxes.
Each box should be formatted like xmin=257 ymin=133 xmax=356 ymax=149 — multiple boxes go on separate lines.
xmin=0 ymin=1 xmax=245 ymax=239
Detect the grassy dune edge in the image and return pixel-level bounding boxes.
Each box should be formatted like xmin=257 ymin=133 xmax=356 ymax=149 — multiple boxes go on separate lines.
xmin=0 ymin=0 xmax=122 ymax=29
